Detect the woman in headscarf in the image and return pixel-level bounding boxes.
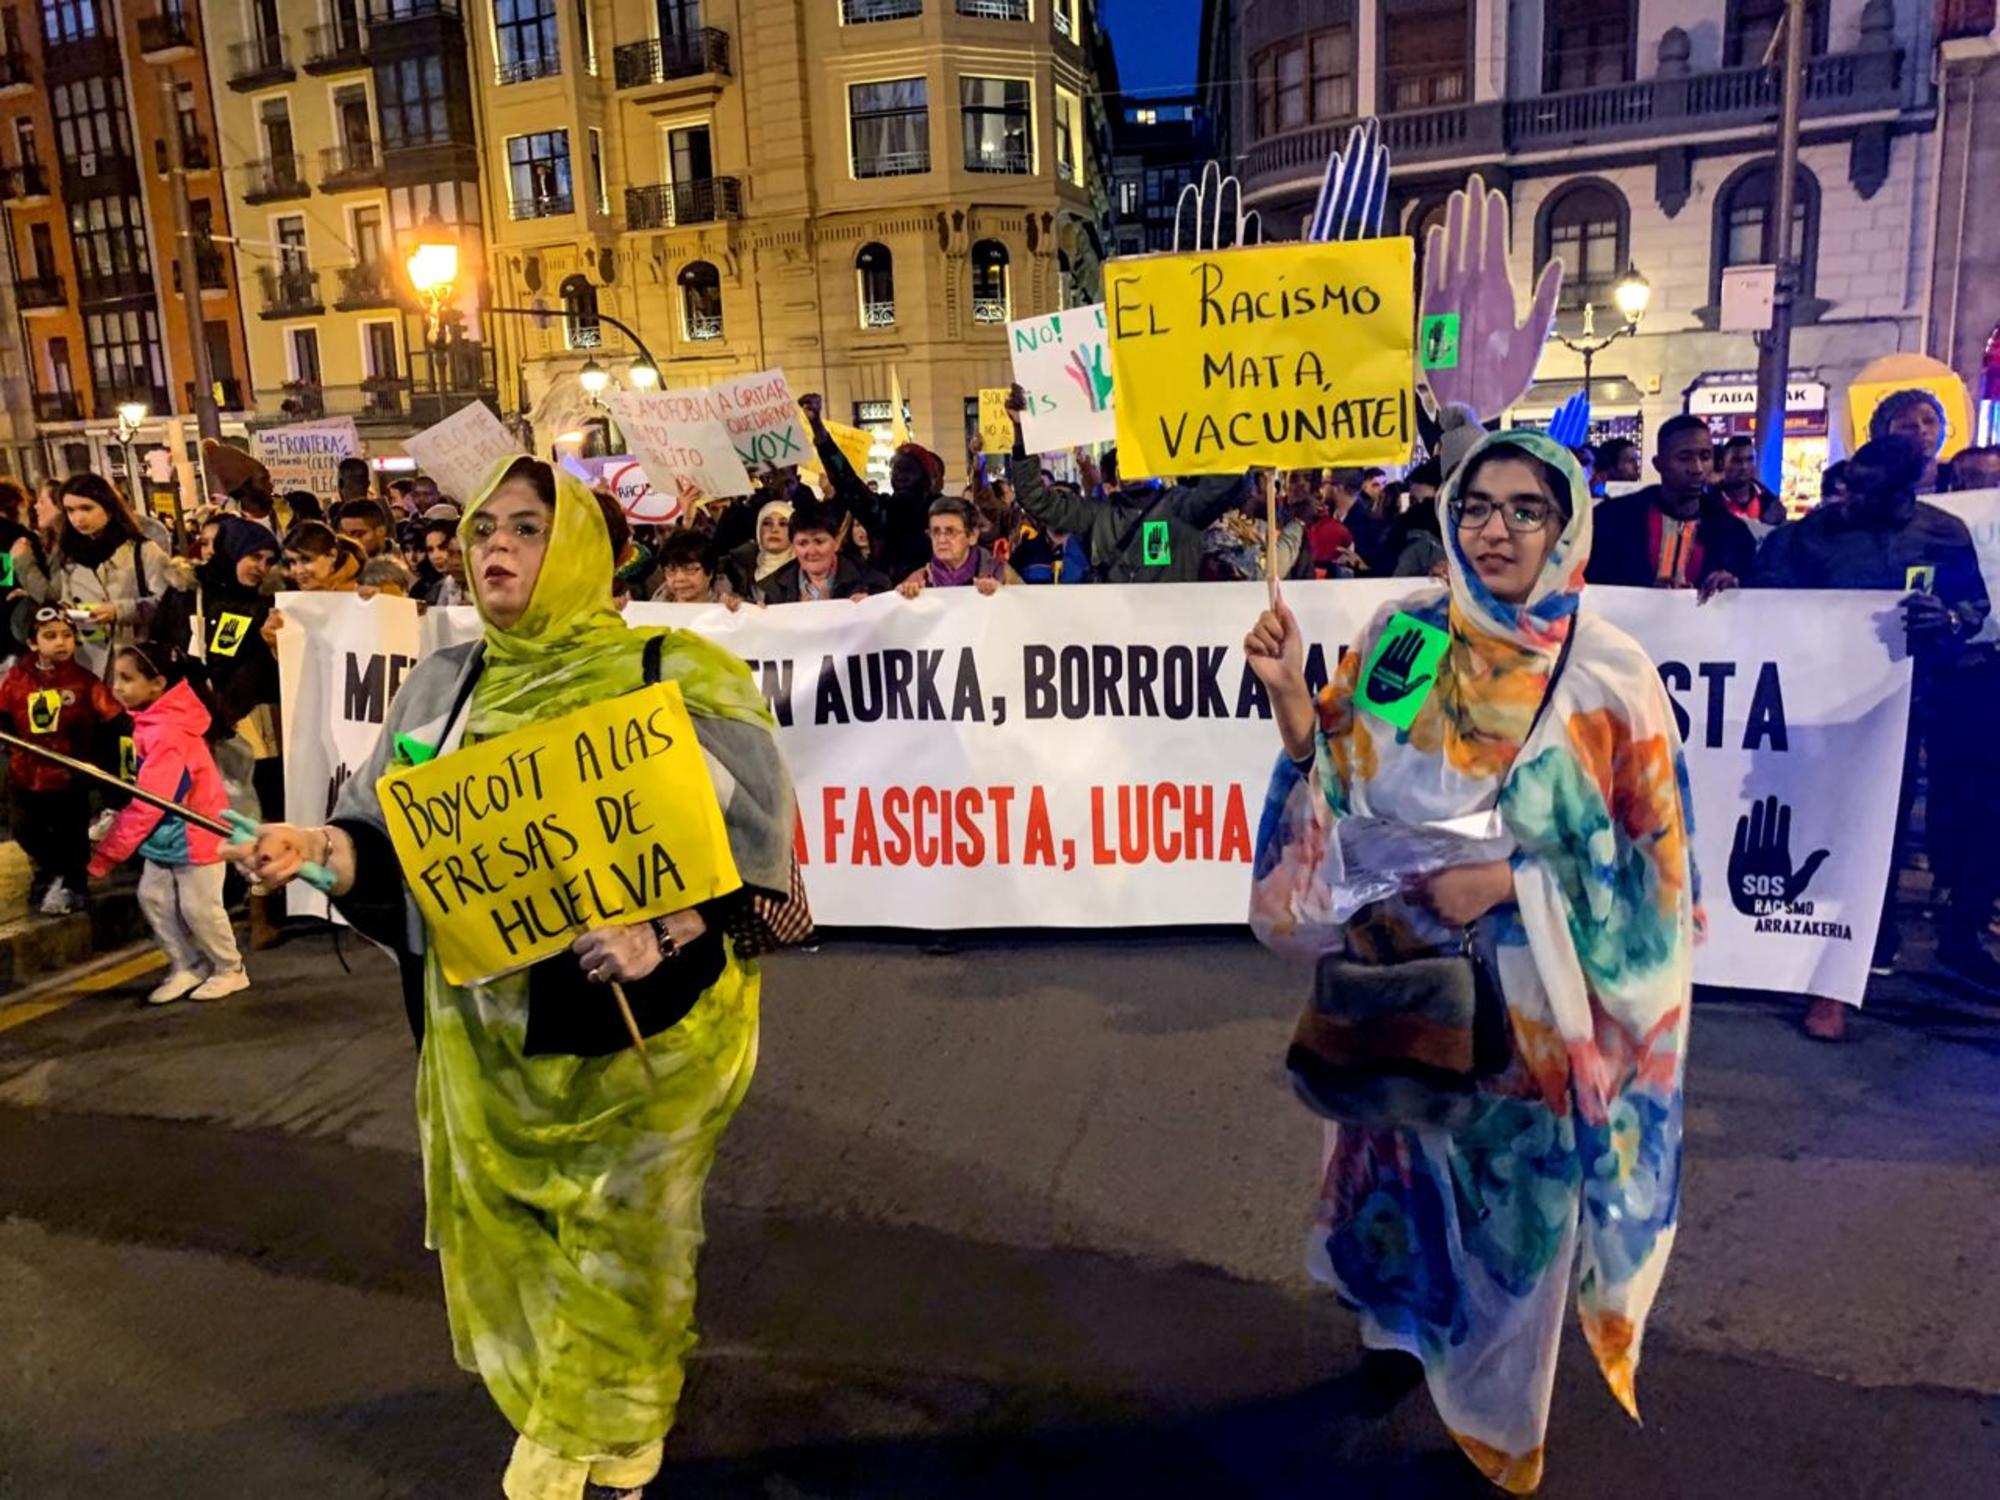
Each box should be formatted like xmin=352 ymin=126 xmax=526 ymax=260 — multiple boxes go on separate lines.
xmin=227 ymin=455 xmax=796 ymax=1500
xmin=1244 ymin=432 xmax=1695 ymax=1494
xmin=719 ymin=496 xmax=795 ymax=598
xmin=198 ymin=517 xmax=285 ymax=821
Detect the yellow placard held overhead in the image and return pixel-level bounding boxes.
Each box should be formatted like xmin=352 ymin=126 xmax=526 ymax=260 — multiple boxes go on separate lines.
xmin=977 ymin=388 xmax=1016 ymax=454
xmin=1844 ymin=353 xmax=1974 ymax=464
xmin=1104 ymin=238 xmax=1417 ymax=479
xmin=375 ymin=681 xmax=742 ymax=988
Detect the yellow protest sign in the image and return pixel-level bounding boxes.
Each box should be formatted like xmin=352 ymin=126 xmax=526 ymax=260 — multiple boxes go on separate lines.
xmin=977 ymin=389 xmax=1016 ymax=454
xmin=375 ymin=681 xmax=742 ymax=987
xmin=1104 ymin=238 xmax=1416 ymax=479
xmin=209 ymin=612 xmax=252 ymax=658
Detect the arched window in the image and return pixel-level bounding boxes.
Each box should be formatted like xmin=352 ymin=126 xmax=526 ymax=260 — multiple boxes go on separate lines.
xmin=1536 ymin=180 xmax=1630 ymax=310
xmin=559 ymin=274 xmax=600 ymax=350
xmin=1711 ymin=159 xmax=1819 ymax=305
xmin=970 ymin=239 xmax=1008 ymax=324
xmin=678 ymin=260 xmax=722 ymax=341
xmin=856 ymin=242 xmax=894 ymax=328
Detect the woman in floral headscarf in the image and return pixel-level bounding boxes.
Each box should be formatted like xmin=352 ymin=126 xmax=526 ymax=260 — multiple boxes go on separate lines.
xmin=1245 ymin=431 xmax=1695 ymax=1493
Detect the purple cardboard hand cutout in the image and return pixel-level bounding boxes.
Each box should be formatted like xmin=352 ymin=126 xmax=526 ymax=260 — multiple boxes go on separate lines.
xmin=1420 ymin=174 xmax=1563 ymax=424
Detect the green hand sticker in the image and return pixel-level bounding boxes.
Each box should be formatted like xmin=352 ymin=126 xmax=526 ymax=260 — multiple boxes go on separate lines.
xmin=1141 ymin=519 xmax=1171 ymax=567
xmin=1420 ymin=312 xmax=1462 ymax=371
xmin=209 ymin=612 xmax=252 ymax=658
xmin=394 ymin=733 xmax=439 ymax=767
xmin=0 ymin=553 xmax=14 ymax=588
xmin=1355 ymin=613 xmax=1450 ymax=730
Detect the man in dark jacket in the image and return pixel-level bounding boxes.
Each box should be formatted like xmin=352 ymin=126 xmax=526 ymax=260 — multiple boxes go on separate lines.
xmin=1001 ymin=385 xmax=1242 ymax=582
xmin=1754 ymin=437 xmax=1995 ymax=1032
xmin=1586 ymin=414 xmax=1756 ymax=596
xmin=1716 ymin=435 xmax=1788 ymax=530
xmin=799 ymin=392 xmax=939 ymax=583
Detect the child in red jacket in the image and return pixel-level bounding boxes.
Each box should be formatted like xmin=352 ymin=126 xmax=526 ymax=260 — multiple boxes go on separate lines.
xmin=0 ymin=606 xmax=124 ymax=914
xmin=89 ymin=644 xmax=246 ymax=1004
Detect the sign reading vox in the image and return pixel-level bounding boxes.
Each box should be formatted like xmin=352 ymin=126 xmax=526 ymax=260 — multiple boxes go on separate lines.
xmin=375 ymin=682 xmax=742 ymax=986
xmin=1104 ymin=238 xmax=1416 ymax=479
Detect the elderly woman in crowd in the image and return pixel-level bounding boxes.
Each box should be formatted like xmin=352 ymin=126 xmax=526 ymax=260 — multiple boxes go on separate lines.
xmin=896 ymin=495 xmax=1020 ymax=597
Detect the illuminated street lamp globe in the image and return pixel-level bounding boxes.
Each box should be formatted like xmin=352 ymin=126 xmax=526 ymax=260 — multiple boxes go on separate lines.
xmin=627 ymin=360 xmax=660 ymax=391
xmin=116 ymin=401 xmax=148 ymax=434
xmin=1614 ymin=269 xmax=1652 ymax=324
xmin=406 ymin=238 xmax=461 ymax=343
xmin=578 ymin=358 xmax=610 ymax=399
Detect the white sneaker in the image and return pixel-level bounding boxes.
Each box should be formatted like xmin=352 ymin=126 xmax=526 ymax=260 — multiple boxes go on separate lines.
xmin=189 ymin=970 xmax=249 ymax=1002
xmin=148 ymin=970 xmax=203 ymax=1005
xmin=38 ymin=880 xmax=76 ymax=916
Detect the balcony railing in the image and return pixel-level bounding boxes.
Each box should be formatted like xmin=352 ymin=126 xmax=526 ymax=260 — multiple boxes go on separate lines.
xmin=613 ymin=29 xmax=731 ymax=88
xmin=625 ymin=176 xmax=742 ymax=229
xmin=496 ymin=52 xmax=561 ymax=85
xmin=333 ymin=261 xmax=402 ymax=309
xmin=366 ymin=0 xmax=462 ymax=21
xmin=95 ymin=384 xmax=170 ymax=422
xmin=843 ymin=0 xmax=921 ymax=20
xmin=319 ymin=141 xmax=381 ymax=189
xmin=510 ymin=189 xmax=574 ymax=220
xmin=171 ymin=247 xmax=227 ymax=292
xmin=34 ymin=392 xmax=82 ymax=422
xmin=0 ymin=50 xmax=29 ymax=91
xmin=958 ymin=0 xmax=1028 ymax=18
xmin=137 ymin=10 xmax=196 ymax=57
xmin=1242 ymin=48 xmax=1905 ymax=196
xmin=972 ymin=297 xmax=1008 ymax=324
xmin=966 ymin=147 xmax=1032 ymax=175
xmin=258 ymin=266 xmax=323 ymax=317
xmin=154 ymin=133 xmax=212 ymax=173
xmin=243 ymin=154 xmax=310 ymax=202
xmin=76 ymin=267 xmax=152 ymax=301
xmin=16 ymin=274 xmax=65 ymax=310
xmin=303 ymin=19 xmax=367 ymax=71
xmin=861 ymin=300 xmax=897 ymax=328
xmin=1053 ymin=2 xmax=1073 ymax=38
xmin=686 ymin=311 xmax=723 ymax=342
xmin=0 ymin=162 xmax=48 ymax=201
xmin=854 ymin=148 xmax=930 ymax=179
xmin=226 ymin=32 xmax=293 ymax=89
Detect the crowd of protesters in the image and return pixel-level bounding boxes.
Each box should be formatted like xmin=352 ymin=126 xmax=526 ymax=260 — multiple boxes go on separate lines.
xmin=0 ymin=379 xmax=1995 ymax=1030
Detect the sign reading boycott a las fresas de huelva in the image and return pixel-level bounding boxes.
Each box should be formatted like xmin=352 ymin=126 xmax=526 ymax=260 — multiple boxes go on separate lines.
xmin=375 ymin=681 xmax=742 ymax=987
xmin=1105 ymin=238 xmax=1417 ymax=479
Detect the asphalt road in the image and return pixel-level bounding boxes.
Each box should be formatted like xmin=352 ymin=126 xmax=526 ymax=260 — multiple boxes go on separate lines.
xmin=1 ymin=930 xmax=1996 ymax=1499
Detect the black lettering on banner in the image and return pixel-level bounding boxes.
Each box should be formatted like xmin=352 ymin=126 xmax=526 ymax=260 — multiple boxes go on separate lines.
xmin=1658 ymin=661 xmax=1693 ymax=743
xmin=1110 ymin=274 xmax=1168 ymax=340
xmin=950 ymin=648 xmax=986 ymax=722
xmin=1092 ymin=643 xmax=1124 ymax=716
xmin=1128 ymin=646 xmax=1160 ymax=716
xmin=884 ymin=649 xmax=915 ymax=719
xmin=743 ymin=657 xmax=796 ymax=727
xmin=1745 ymin=662 xmax=1788 ymax=752
xmin=914 ymin=650 xmax=946 ymax=719
xmin=814 ymin=654 xmax=849 ymax=724
xmin=1023 ymin=645 xmax=1056 ymax=719
xmin=1697 ymin=662 xmax=1735 ymax=749
xmin=344 ymin=652 xmax=417 ymax=725
xmin=849 ymin=655 xmax=884 ymax=722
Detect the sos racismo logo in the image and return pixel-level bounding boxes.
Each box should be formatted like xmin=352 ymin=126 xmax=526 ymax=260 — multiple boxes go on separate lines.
xmin=1727 ymin=795 xmax=1851 ymax=940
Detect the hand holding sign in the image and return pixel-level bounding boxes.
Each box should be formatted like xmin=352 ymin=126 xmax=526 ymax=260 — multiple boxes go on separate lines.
xmin=1727 ymin=795 xmax=1829 ymax=915
xmin=1421 ymin=174 xmax=1563 ymax=422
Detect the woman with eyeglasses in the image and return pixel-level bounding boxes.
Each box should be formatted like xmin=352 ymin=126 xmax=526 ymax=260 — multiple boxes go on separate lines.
xmin=225 ymin=456 xmax=799 ymax=1500
xmin=1244 ymin=432 xmax=1696 ymax=1494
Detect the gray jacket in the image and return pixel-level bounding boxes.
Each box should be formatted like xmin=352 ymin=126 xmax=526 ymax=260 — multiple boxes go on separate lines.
xmin=22 ymin=535 xmax=173 ymax=676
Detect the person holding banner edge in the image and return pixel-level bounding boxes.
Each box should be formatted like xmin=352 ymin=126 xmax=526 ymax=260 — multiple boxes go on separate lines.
xmin=225 ymin=455 xmax=799 ymax=1500
xmin=1245 ymin=431 xmax=1695 ymax=1494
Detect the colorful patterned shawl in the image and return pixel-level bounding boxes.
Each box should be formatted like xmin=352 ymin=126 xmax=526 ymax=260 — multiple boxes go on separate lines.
xmin=1251 ymin=431 xmax=1696 ymax=1493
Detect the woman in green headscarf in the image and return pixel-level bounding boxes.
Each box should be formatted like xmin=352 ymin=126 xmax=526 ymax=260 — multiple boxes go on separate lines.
xmin=229 ymin=456 xmax=797 ymax=1500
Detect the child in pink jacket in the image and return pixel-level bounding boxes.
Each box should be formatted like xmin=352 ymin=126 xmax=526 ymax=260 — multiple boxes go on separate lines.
xmin=89 ymin=644 xmax=247 ymax=1004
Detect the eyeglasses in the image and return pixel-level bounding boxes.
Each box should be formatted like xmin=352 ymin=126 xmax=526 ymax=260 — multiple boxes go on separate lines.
xmin=467 ymin=515 xmax=550 ymax=544
xmin=1451 ymin=498 xmax=1558 ymax=534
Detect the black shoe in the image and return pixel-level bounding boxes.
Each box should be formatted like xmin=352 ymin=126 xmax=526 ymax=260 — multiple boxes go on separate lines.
xmin=1939 ymin=936 xmax=2000 ymax=996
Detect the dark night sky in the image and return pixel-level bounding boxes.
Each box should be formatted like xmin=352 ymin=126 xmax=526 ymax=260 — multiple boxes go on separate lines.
xmin=1098 ymin=0 xmax=1203 ymax=99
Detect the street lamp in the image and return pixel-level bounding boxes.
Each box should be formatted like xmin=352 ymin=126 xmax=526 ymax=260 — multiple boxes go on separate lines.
xmin=114 ymin=400 xmax=147 ymax=529
xmin=1553 ymin=267 xmax=1651 ymax=415
xmin=406 ymin=237 xmax=460 ymax=346
xmin=578 ymin=357 xmax=610 ymax=400
xmin=627 ymin=359 xmax=660 ymax=391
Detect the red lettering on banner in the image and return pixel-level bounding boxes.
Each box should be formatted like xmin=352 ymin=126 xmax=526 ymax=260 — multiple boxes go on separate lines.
xmin=987 ymin=786 xmax=1014 ymax=863
xmin=1156 ymin=783 xmax=1181 ymax=862
xmin=1186 ymin=784 xmax=1212 ymax=856
xmin=1024 ymin=787 xmax=1056 ymax=865
xmin=851 ymin=788 xmax=883 ymax=865
xmin=1220 ymin=785 xmax=1251 ymax=861
xmin=1087 ymin=782 xmax=1255 ymax=864
xmin=882 ymin=786 xmax=911 ymax=864
xmin=1089 ymin=787 xmax=1114 ymax=865
xmin=822 ymin=787 xmax=847 ymax=864
xmin=954 ymin=788 xmax=986 ymax=864
xmin=794 ymin=810 xmax=810 ymax=866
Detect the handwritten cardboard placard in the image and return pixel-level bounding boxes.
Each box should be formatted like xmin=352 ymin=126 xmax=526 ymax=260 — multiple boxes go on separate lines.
xmin=1104 ymin=239 xmax=1416 ymax=478
xmin=255 ymin=418 xmax=360 ymax=498
xmin=1007 ymin=304 xmax=1115 ymax=451
xmin=711 ymin=368 xmax=813 ymax=472
xmin=402 ymin=402 xmax=525 ymax=507
xmin=375 ymin=680 xmax=742 ymax=987
xmin=977 ymin=388 xmax=1017 ymax=454
xmin=606 ymin=389 xmax=754 ymax=503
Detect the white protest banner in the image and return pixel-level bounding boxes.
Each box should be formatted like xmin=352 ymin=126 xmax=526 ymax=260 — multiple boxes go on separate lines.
xmin=255 ymin=419 xmax=360 ymax=498
xmin=275 ymin=590 xmax=424 ymax=919
xmin=606 ymin=389 xmax=753 ymax=503
xmin=409 ymin=584 xmax=1911 ymax=1006
xmin=1930 ymin=487 xmax=2000 ymax=643
xmin=710 ymin=368 xmax=813 ymax=473
xmin=1007 ymin=303 xmax=1116 ymax=451
xmin=402 ymin=401 xmax=525 ymax=506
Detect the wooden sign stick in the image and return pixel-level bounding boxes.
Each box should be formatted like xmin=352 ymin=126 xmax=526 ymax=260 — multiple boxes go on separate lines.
xmin=608 ymin=981 xmax=659 ymax=1085
xmin=1264 ymin=472 xmax=1280 ymax=606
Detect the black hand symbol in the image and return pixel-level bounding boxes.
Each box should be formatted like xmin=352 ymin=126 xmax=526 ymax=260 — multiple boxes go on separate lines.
xmin=1727 ymin=795 xmax=1830 ymax=915
xmin=1366 ymin=630 xmax=1434 ymax=705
